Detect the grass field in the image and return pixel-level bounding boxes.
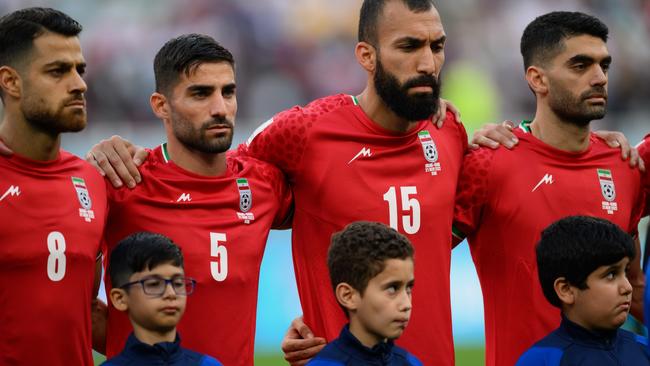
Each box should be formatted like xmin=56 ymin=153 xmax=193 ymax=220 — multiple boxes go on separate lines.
xmin=94 ymin=347 xmax=485 ymax=365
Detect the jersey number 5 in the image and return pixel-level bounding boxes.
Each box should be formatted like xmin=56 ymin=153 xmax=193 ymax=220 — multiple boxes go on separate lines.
xmin=210 ymin=232 xmax=229 ymax=281
xmin=47 ymin=231 xmax=66 ymax=281
xmin=383 ymin=186 xmax=421 ymax=234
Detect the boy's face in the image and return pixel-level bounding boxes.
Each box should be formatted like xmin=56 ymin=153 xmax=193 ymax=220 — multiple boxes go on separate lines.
xmin=571 ymin=257 xmax=632 ymax=331
xmin=353 ymin=258 xmax=414 ymax=345
xmin=111 ymin=263 xmax=187 ymax=334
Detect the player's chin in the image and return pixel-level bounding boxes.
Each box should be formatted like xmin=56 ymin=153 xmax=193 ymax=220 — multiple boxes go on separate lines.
xmin=59 ymin=117 xmax=87 ymax=133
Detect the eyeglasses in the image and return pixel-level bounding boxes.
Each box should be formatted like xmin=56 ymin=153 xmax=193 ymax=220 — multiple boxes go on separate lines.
xmin=120 ymin=276 xmax=196 ymax=297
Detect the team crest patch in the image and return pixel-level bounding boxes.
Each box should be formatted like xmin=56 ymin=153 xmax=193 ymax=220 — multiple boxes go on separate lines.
xmin=236 ymin=178 xmax=255 ymax=224
xmin=72 ymin=177 xmax=95 ymax=222
xmin=597 ymin=169 xmax=617 ymax=214
xmin=418 ymin=130 xmax=441 ymax=175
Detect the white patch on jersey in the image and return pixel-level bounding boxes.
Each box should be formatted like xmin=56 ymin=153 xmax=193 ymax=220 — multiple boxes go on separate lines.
xmin=177 ymin=193 xmax=192 ymax=202
xmin=348 ymin=147 xmax=373 ymax=164
xmin=246 ymin=118 xmax=274 ymax=146
xmin=0 ymin=185 xmax=20 ymax=202
xmin=532 ymin=173 xmax=554 ymax=192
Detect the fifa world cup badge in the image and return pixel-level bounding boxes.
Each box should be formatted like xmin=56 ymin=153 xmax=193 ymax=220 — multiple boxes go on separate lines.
xmin=418 ymin=130 xmax=441 ymax=176
xmin=72 ymin=177 xmax=95 ymax=222
xmin=236 ymin=178 xmax=255 ymax=224
xmin=597 ymin=169 xmax=617 ymax=214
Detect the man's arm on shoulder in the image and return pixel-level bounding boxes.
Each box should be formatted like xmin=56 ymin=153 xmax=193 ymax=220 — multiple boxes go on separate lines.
xmin=593 ymin=130 xmax=645 ymax=171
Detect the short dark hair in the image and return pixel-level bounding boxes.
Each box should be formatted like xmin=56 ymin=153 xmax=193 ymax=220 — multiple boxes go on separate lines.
xmin=358 ymin=0 xmax=436 ymax=45
xmin=154 ymin=33 xmax=234 ymax=95
xmin=109 ymin=232 xmax=184 ymax=288
xmin=536 ymin=216 xmax=635 ymax=308
xmin=0 ymin=7 xmax=82 ymax=68
xmin=521 ymin=11 xmax=608 ymax=70
xmin=328 ymin=221 xmax=414 ymax=299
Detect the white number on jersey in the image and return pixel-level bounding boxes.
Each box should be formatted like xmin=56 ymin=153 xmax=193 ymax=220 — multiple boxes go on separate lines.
xmin=47 ymin=231 xmax=67 ymax=281
xmin=210 ymin=232 xmax=229 ymax=281
xmin=383 ymin=186 xmax=421 ymax=235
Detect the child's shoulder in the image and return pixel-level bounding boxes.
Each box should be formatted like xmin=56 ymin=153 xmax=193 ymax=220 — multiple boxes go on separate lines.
xmin=514 ymin=329 xmax=569 ymax=366
xmin=392 ymin=344 xmax=424 ymax=366
xmin=180 ymin=347 xmax=223 ymax=366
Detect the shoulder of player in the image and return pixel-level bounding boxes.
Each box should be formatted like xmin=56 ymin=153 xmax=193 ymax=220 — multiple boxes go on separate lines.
xmin=59 ymin=149 xmax=106 ymax=183
xmin=228 ymin=152 xmax=284 ymax=180
xmin=267 ymin=94 xmax=353 ymax=128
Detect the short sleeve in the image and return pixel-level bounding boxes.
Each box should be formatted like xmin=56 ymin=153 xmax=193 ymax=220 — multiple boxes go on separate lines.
xmin=453 ymin=147 xmax=495 ymax=239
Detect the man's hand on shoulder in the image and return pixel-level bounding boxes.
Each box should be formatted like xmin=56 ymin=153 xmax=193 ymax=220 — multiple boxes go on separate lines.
xmin=594 ymin=130 xmax=645 ymax=171
xmin=470 ymin=120 xmax=519 ymax=150
xmin=433 ymin=98 xmax=462 ymax=128
xmin=281 ymin=316 xmax=327 ymax=366
xmin=86 ymin=135 xmax=148 ymax=188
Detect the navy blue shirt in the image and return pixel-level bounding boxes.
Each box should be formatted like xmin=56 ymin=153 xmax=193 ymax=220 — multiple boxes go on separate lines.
xmin=307 ymin=324 xmax=422 ymax=366
xmin=102 ymin=333 xmax=222 ymax=366
xmin=516 ymin=315 xmax=650 ymax=366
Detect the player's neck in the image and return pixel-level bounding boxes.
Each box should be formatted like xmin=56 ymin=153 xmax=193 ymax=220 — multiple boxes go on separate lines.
xmin=132 ymin=325 xmax=177 ymax=346
xmin=165 ymin=139 xmax=227 ymax=176
xmin=530 ymin=108 xmax=591 ymax=153
xmin=0 ymin=113 xmax=61 ymax=161
xmin=356 ymin=89 xmax=420 ymax=133
xmin=348 ymin=316 xmax=384 ymax=349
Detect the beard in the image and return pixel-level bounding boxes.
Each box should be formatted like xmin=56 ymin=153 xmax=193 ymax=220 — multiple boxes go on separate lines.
xmin=548 ymin=80 xmax=607 ymax=127
xmin=374 ymin=58 xmax=441 ymax=121
xmin=171 ymin=109 xmax=234 ymax=154
xmin=21 ymin=91 xmax=87 ymax=134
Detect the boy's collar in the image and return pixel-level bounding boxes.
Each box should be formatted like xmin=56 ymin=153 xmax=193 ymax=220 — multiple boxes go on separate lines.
xmin=560 ymin=314 xmax=619 ymax=349
xmin=124 ymin=332 xmax=183 ymax=361
xmin=339 ymin=324 xmax=394 ymax=360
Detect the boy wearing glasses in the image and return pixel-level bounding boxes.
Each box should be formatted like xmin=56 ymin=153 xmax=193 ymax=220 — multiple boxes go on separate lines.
xmin=103 ymin=232 xmax=222 ymax=366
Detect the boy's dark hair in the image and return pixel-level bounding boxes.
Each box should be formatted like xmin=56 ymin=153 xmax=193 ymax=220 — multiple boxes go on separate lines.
xmin=109 ymin=232 xmax=184 ymax=288
xmin=154 ymin=33 xmax=234 ymax=95
xmin=0 ymin=7 xmax=82 ymax=68
xmin=328 ymin=221 xmax=414 ymax=297
xmin=520 ymin=11 xmax=608 ymax=70
xmin=358 ymin=0 xmax=436 ymax=45
xmin=536 ymin=216 xmax=635 ymax=308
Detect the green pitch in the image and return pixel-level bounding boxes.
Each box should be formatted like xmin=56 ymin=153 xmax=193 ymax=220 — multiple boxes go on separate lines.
xmin=95 ymin=347 xmax=485 ymax=365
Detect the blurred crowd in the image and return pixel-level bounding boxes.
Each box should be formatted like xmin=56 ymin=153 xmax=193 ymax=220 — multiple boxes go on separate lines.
xmin=1 ymin=0 xmax=648 ymax=142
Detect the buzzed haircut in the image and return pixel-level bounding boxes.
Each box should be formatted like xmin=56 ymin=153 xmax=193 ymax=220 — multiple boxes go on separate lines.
xmin=153 ymin=33 xmax=234 ymax=95
xmin=520 ymin=11 xmax=608 ymax=70
xmin=536 ymin=216 xmax=635 ymax=308
xmin=358 ymin=0 xmax=436 ymax=45
xmin=328 ymin=221 xmax=414 ymax=297
xmin=109 ymin=232 xmax=184 ymax=288
xmin=0 ymin=7 xmax=82 ymax=69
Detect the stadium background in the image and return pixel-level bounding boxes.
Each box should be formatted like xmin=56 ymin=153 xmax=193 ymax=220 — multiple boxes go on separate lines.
xmin=1 ymin=0 xmax=647 ymax=364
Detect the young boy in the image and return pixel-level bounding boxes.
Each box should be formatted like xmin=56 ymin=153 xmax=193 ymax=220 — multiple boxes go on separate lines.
xmin=307 ymin=221 xmax=422 ymax=365
xmin=103 ymin=232 xmax=222 ymax=366
xmin=516 ymin=216 xmax=650 ymax=365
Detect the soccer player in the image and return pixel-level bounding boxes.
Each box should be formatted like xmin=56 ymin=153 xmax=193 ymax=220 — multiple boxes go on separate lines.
xmin=452 ymin=11 xmax=646 ymax=366
xmin=240 ymin=1 xmax=466 ymax=365
xmin=97 ymin=34 xmax=292 ymax=366
xmin=0 ymin=7 xmax=106 ymax=366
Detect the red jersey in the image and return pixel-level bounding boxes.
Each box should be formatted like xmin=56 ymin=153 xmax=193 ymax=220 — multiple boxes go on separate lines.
xmin=638 ymin=134 xmax=650 ymax=216
xmin=0 ymin=151 xmax=107 ymax=366
xmin=103 ymin=144 xmax=291 ymax=366
xmin=453 ymin=123 xmax=645 ymax=366
xmin=244 ymin=94 xmax=467 ymax=366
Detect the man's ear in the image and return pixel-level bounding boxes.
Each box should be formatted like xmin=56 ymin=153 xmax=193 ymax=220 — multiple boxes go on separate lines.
xmin=150 ymin=92 xmax=170 ymax=121
xmin=355 ymin=41 xmax=377 ymax=74
xmin=0 ymin=66 xmax=22 ymax=99
xmin=109 ymin=288 xmax=129 ymax=312
xmin=525 ymin=65 xmax=549 ymax=96
xmin=554 ymin=277 xmax=576 ymax=306
xmin=335 ymin=282 xmax=361 ymax=312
